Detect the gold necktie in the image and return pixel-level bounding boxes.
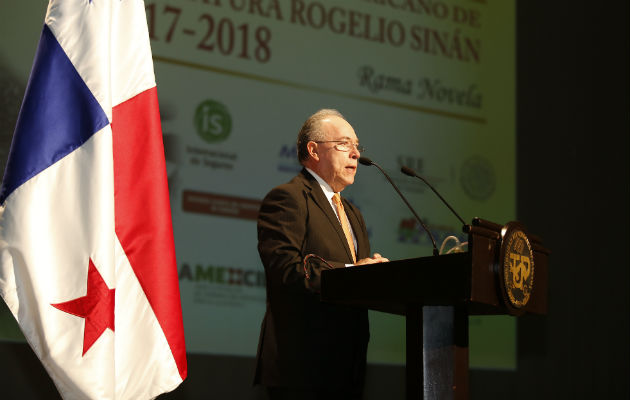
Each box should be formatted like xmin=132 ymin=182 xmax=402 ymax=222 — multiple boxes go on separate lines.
xmin=332 ymin=193 xmax=356 ymax=263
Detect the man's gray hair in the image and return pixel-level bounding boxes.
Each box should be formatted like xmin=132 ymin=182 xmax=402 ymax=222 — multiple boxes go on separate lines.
xmin=296 ymin=109 xmax=345 ymax=164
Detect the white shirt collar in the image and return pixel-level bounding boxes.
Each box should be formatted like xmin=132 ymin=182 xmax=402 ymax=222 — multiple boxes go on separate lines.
xmin=305 ymin=167 xmax=336 ymax=204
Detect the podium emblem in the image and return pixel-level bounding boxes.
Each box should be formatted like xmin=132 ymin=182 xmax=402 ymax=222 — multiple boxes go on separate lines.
xmin=501 ymin=225 xmax=535 ymax=309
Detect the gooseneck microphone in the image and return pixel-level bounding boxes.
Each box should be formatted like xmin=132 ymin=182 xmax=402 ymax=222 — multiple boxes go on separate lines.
xmin=359 ymin=156 xmax=439 ymax=257
xmin=400 ymin=165 xmax=467 ymax=228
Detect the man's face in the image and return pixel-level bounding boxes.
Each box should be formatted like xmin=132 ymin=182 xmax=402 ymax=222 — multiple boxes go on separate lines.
xmin=314 ymin=116 xmax=361 ymax=192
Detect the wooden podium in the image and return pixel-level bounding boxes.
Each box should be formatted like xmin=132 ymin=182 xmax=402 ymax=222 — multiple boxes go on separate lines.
xmin=320 ymin=218 xmax=550 ymax=400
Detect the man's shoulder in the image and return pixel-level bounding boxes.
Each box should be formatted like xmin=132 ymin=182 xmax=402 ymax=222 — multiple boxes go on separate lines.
xmin=269 ymin=170 xmax=312 ymax=193
xmin=263 ymin=171 xmax=311 ymax=200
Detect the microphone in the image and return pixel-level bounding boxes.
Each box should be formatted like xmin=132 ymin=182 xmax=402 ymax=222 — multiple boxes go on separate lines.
xmin=400 ymin=165 xmax=467 ymax=228
xmin=359 ymin=156 xmax=439 ymax=257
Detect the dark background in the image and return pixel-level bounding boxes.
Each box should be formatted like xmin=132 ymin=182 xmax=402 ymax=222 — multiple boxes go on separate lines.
xmin=1 ymin=1 xmax=628 ymax=398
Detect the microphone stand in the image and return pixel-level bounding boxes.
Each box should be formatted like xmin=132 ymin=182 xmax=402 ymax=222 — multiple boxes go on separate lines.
xmin=359 ymin=156 xmax=439 ymax=257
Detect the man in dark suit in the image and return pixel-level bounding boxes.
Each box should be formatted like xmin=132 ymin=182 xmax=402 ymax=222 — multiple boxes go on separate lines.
xmin=254 ymin=109 xmax=388 ymax=400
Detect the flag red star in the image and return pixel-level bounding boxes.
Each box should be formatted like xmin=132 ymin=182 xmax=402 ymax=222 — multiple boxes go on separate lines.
xmin=52 ymin=258 xmax=115 ymax=356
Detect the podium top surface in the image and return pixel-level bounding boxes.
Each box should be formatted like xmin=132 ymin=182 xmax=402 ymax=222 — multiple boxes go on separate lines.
xmin=320 ymin=252 xmax=480 ymax=315
xmin=320 ymin=249 xmax=547 ymax=316
xmin=320 ymin=219 xmax=549 ymax=316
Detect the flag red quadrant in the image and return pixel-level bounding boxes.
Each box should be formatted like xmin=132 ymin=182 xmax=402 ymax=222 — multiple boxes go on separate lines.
xmin=112 ymin=86 xmax=187 ymax=379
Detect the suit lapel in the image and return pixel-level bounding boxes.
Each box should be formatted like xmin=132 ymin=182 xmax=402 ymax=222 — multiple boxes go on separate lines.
xmin=299 ymin=170 xmax=356 ymax=263
xmin=343 ymin=198 xmax=368 ymax=259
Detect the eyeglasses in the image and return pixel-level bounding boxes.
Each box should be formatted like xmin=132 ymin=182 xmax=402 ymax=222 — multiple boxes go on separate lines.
xmin=315 ymin=140 xmax=365 ymax=152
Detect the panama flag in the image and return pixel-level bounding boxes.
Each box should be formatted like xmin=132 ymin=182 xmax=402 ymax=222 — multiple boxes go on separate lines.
xmin=0 ymin=0 xmax=187 ymax=399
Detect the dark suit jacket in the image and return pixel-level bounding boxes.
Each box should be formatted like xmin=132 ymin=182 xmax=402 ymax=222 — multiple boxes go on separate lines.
xmin=254 ymin=169 xmax=371 ymax=393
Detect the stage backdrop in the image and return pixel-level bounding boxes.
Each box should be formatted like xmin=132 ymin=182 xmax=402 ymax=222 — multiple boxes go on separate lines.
xmin=0 ymin=0 xmax=516 ymax=369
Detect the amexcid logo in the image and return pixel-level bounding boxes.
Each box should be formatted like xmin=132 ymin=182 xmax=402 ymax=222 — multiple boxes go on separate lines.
xmin=194 ymin=100 xmax=232 ymax=143
xmin=179 ymin=263 xmax=265 ymax=288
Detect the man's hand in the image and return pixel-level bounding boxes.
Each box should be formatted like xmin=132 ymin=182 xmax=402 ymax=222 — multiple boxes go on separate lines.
xmin=355 ymin=253 xmax=389 ymax=265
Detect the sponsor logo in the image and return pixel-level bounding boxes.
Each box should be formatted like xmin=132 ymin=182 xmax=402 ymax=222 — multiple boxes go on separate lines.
xmin=185 ymin=146 xmax=237 ymax=170
xmin=179 ymin=263 xmax=265 ymax=287
xmin=182 ymin=190 xmax=261 ymax=220
xmin=179 ymin=263 xmax=266 ymax=307
xmin=194 ymin=99 xmax=232 ymax=144
xmin=277 ymin=143 xmax=301 ymax=174
xmin=460 ymin=155 xmax=495 ymax=201
xmin=397 ymin=155 xmax=424 ymax=174
xmin=396 ymin=155 xmax=426 ymax=193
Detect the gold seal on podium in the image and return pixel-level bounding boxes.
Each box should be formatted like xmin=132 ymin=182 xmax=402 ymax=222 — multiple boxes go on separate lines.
xmin=501 ymin=226 xmax=535 ymax=309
